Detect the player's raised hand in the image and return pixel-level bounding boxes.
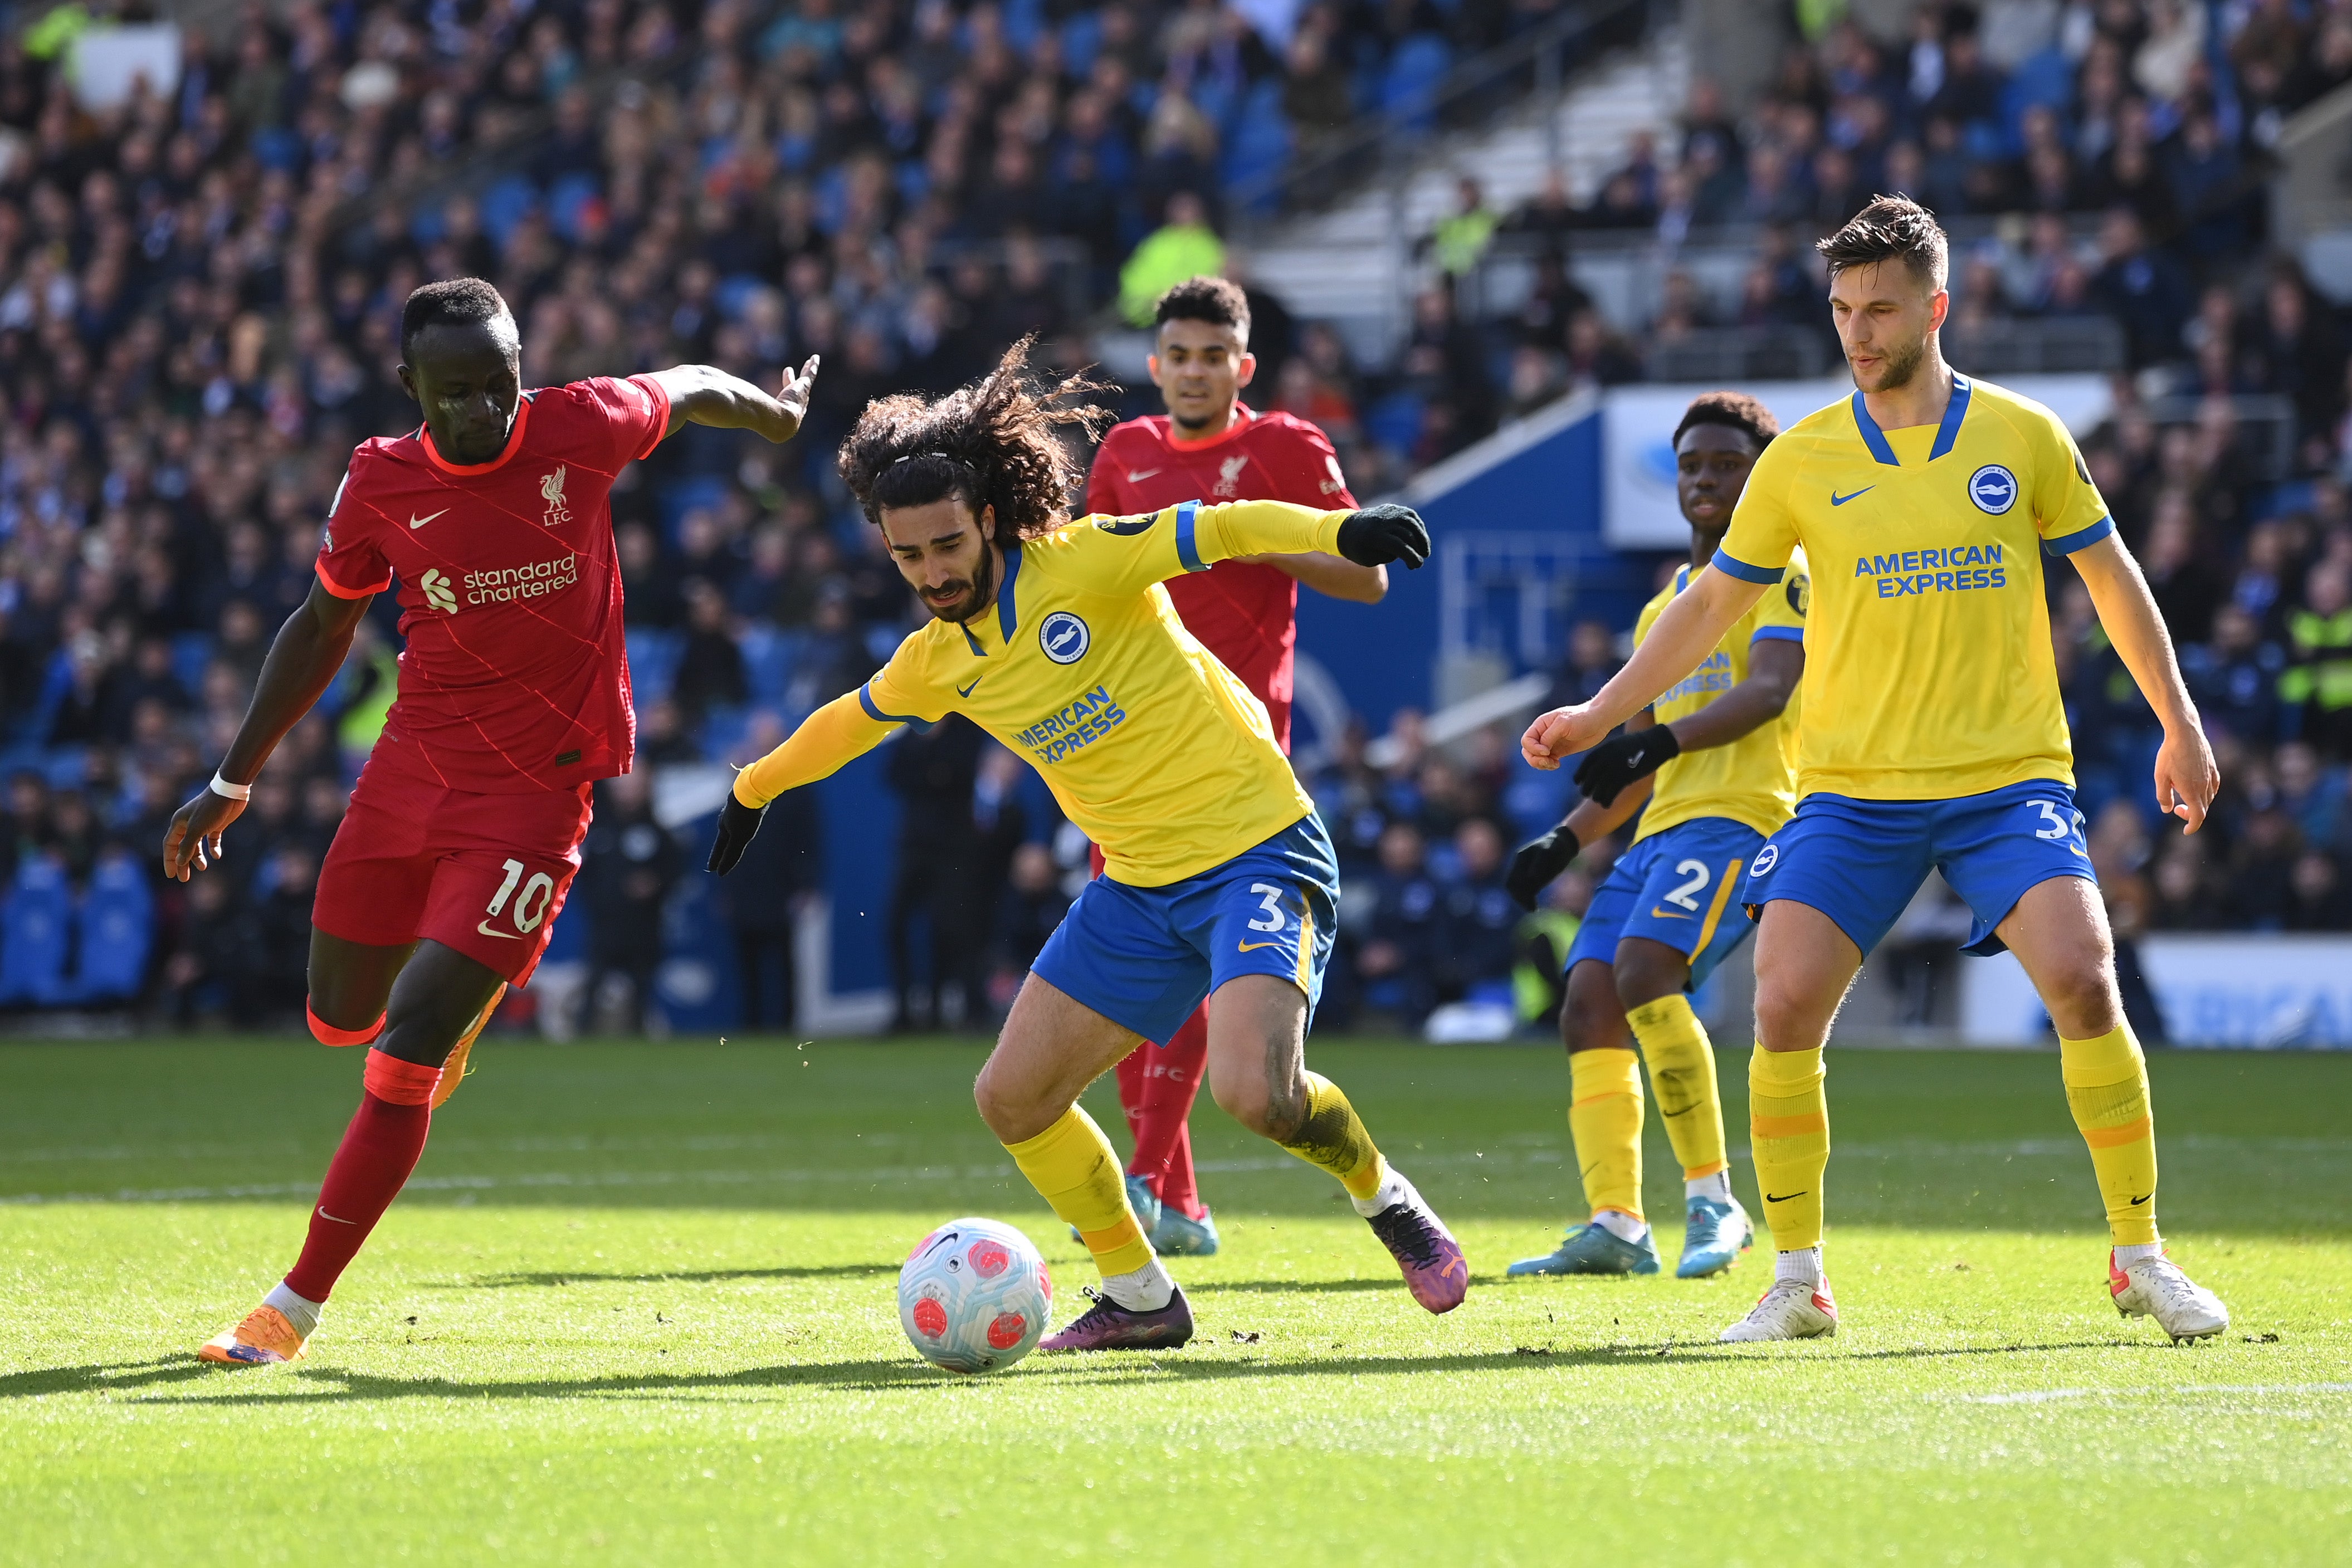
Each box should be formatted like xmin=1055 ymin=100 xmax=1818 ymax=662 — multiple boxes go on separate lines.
xmin=162 ymin=788 xmax=244 ymax=882
xmin=706 ymin=792 xmax=767 ymax=875
xmin=1521 ymin=704 xmax=1609 ymax=771
xmin=2154 ymin=720 xmax=2219 ymax=833
xmin=1574 ymin=725 xmax=1680 ymax=806
xmin=1335 ymin=504 xmax=1429 ymax=569
xmin=773 ymin=355 xmax=821 ymax=442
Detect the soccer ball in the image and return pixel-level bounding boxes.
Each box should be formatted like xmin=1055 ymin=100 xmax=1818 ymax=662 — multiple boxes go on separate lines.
xmin=897 ymin=1217 xmax=1053 ymax=1374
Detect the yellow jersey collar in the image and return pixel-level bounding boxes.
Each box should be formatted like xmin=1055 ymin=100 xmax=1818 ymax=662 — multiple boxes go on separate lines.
xmin=1850 ymin=373 xmax=1973 ymax=466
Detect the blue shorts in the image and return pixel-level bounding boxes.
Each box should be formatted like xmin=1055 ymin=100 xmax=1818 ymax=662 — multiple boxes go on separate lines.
xmin=1033 ymin=814 xmax=1339 ymax=1046
xmin=1562 ymin=816 xmax=1764 ymax=991
xmin=1740 ymin=779 xmax=2095 ymax=958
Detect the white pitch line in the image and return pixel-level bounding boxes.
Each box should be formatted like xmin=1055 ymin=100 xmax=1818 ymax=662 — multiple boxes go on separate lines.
xmin=1964 ymin=1383 xmax=2352 ymax=1405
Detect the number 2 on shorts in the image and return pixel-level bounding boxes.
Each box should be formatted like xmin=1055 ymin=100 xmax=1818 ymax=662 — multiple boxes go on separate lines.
xmin=482 ymin=857 xmax=557 ymax=937
xmin=1663 ymin=858 xmax=1711 ymax=911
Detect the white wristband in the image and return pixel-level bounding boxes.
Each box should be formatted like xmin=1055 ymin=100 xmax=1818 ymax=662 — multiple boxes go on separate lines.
xmin=209 ymin=773 xmax=253 ymax=801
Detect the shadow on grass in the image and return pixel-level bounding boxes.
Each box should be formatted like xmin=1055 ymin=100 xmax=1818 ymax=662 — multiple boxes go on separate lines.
xmin=456 ymin=1263 xmax=900 ymax=1289
xmin=2 ymin=1336 xmax=2168 ymax=1405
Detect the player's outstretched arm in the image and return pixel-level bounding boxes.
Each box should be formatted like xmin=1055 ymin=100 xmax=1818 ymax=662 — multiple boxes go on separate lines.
xmin=650 ymin=356 xmax=820 ymax=445
xmin=1521 ymin=566 xmax=1768 ymax=771
xmin=2068 ymin=533 xmax=2219 ymax=832
xmin=163 ymin=579 xmax=372 ymax=881
xmin=708 ymin=691 xmax=901 ymax=874
xmin=1504 ymin=712 xmax=1657 ymax=909
xmin=1251 ymin=551 xmax=1388 ymax=603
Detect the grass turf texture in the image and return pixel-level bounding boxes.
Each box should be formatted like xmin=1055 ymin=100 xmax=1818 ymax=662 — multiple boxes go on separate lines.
xmin=2 ymin=1039 xmax=2348 ymax=1566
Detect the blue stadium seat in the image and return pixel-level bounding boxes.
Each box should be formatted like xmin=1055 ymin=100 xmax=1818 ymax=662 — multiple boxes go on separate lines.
xmin=479 ymin=174 xmax=541 ymax=248
xmin=1382 ymin=35 xmax=1452 ymax=131
xmin=71 ymin=851 xmax=153 ymax=1004
xmin=1221 ymin=84 xmax=1293 ymax=212
xmin=1365 ymin=390 xmax=1427 ymax=456
xmin=547 ymin=173 xmax=603 ymax=241
xmin=1058 ymin=12 xmax=1103 ymax=79
xmin=171 ymin=632 xmax=214 ymax=695
xmin=738 ymin=627 xmax=807 ymax=707
xmin=0 ymin=856 xmax=74 ymax=1007
xmin=699 ymin=704 xmax=752 ymax=759
xmin=1001 ymin=0 xmax=1046 ymax=54
xmin=660 ymin=475 xmax=731 ymax=534
xmin=2002 ymin=46 xmax=2076 ymax=135
xmin=626 ymin=628 xmax=686 ymax=704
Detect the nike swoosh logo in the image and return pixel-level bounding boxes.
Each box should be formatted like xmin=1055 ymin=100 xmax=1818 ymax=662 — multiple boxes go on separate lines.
xmin=409 ymin=509 xmax=449 ymax=529
xmin=1650 ymin=906 xmax=1694 ymax=920
xmin=1764 ymin=1191 xmax=1808 ymax=1203
xmin=317 ymin=1206 xmax=357 ymax=1224
xmin=1829 ymin=488 xmax=1874 ymax=506
xmin=1237 ymin=940 xmax=1284 ymax=952
xmin=2129 ymin=1194 xmax=2151 ymax=1206
xmin=1126 ymin=468 xmax=1162 ymax=482
xmin=956 ymin=678 xmax=983 ymax=698
xmin=475 ymin=920 xmax=524 ymax=940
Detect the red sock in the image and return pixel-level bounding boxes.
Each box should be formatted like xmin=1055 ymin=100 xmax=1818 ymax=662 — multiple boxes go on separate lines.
xmin=1120 ymin=1005 xmax=1209 ymax=1219
xmin=282 ymin=1052 xmax=439 ymax=1303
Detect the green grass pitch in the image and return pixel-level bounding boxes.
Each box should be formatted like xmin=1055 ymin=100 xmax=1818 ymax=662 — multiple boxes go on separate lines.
xmin=3 ymin=1037 xmax=2348 ymax=1565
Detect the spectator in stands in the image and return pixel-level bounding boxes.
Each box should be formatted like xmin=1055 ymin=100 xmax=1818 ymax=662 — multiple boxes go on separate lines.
xmin=2283 ymin=560 xmax=2352 ymax=756
xmin=1436 ymin=817 xmax=1517 ymax=1003
xmin=1354 ymin=820 xmax=1443 ymax=1023
xmin=580 ymin=771 xmax=681 ymax=1033
xmin=884 ymin=713 xmax=987 ymax=1032
xmin=1119 ymin=190 xmax=1225 ymax=326
xmin=992 ymin=841 xmax=1071 ymax=1015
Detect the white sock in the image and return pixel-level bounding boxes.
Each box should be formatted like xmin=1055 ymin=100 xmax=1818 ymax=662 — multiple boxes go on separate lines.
xmin=1591 ymin=1208 xmax=1647 ymax=1243
xmin=1100 ymin=1257 xmax=1174 ymax=1312
xmin=263 ymin=1281 xmax=323 ymax=1337
xmin=1350 ymin=1166 xmax=1412 ymax=1218
xmin=1686 ymin=1171 xmax=1733 ymax=1203
xmin=1774 ymin=1247 xmax=1823 ymax=1286
xmin=2113 ymin=1240 xmax=2163 ymax=1268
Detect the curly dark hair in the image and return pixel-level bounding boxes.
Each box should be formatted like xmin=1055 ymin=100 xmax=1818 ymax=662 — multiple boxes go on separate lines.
xmin=1155 ymin=275 xmax=1250 ymax=338
xmin=837 ymin=338 xmax=1112 ymax=548
xmin=1673 ymin=390 xmax=1779 ymax=451
xmin=1817 ymin=194 xmax=1949 ymax=291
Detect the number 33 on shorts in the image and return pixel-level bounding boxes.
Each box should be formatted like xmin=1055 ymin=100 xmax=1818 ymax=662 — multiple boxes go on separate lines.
xmin=479 ymin=857 xmax=558 ymax=939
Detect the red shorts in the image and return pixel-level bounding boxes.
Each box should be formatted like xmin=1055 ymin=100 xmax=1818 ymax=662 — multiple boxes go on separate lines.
xmin=313 ymin=761 xmax=595 ymax=986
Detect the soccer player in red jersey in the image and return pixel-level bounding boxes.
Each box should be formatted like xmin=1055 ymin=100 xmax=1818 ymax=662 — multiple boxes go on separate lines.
xmin=165 ymin=278 xmax=819 ymax=1365
xmin=1082 ymin=276 xmax=1385 ymax=1255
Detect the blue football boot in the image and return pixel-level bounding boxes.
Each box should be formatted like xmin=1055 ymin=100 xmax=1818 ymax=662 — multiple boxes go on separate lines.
xmin=1070 ymin=1174 xmax=1164 ymax=1246
xmin=1676 ymin=1194 xmax=1754 ymax=1279
xmin=1506 ymin=1218 xmax=1662 ymax=1277
xmin=1150 ymin=1203 xmax=1221 ymax=1256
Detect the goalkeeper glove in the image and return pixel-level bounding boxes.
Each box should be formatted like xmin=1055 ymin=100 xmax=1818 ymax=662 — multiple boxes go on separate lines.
xmin=1505 ymin=824 xmax=1582 ymax=911
xmin=1335 ymin=504 xmax=1429 ymax=569
xmin=706 ymin=792 xmax=767 ymax=876
xmin=1573 ymin=725 xmax=1680 ymax=808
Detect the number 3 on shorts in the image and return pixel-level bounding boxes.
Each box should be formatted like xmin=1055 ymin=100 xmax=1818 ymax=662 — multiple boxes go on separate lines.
xmin=2031 ymin=800 xmax=2084 ymax=842
xmin=1247 ymin=882 xmax=1286 ymax=932
xmin=481 ymin=857 xmax=557 ymax=938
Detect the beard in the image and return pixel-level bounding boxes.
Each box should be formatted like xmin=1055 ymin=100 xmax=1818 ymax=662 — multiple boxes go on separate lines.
xmin=1860 ymin=330 xmax=1928 ymax=392
xmin=920 ymin=542 xmax=997 ymax=625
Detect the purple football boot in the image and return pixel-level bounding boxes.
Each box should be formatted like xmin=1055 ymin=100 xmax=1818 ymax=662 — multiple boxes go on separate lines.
xmin=1365 ymin=1176 xmax=1470 ymax=1313
xmin=1039 ymin=1283 xmax=1195 ymax=1352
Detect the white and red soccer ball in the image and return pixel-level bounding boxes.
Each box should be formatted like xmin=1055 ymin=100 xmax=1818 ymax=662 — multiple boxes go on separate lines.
xmin=897 ymin=1217 xmax=1052 ymax=1374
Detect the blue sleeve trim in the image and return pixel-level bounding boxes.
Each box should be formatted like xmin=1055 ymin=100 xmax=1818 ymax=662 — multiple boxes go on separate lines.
xmin=2042 ymin=515 xmax=2116 ymax=556
xmin=858 ymin=683 xmax=920 ymax=725
xmin=1749 ymin=625 xmax=1806 ymax=644
xmin=1710 ymin=550 xmax=1784 ymax=585
xmin=1174 ymin=499 xmax=1207 ymax=573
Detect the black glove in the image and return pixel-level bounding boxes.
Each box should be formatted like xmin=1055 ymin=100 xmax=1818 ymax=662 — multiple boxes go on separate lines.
xmin=1505 ymin=824 xmax=1582 ymax=911
xmin=1573 ymin=725 xmax=1681 ymax=808
xmin=1334 ymin=504 xmax=1429 ymax=569
xmin=705 ymin=792 xmax=767 ymax=875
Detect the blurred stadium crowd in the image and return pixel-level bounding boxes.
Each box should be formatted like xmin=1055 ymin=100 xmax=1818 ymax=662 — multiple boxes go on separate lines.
xmin=0 ymin=0 xmax=2348 ymax=1030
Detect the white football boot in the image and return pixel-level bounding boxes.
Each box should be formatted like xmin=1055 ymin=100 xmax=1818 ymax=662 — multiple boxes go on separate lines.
xmin=2109 ymin=1251 xmax=2228 ymax=1342
xmin=1719 ymin=1275 xmax=1838 ymax=1341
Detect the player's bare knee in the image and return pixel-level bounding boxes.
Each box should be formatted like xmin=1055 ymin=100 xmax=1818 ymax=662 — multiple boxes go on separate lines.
xmin=1753 ymin=981 xmax=1831 ymax=1053
xmin=1612 ymin=948 xmax=1685 ymax=1013
xmin=1560 ymin=963 xmax=1620 ymax=1054
xmin=2042 ymin=959 xmax=2121 ymax=1038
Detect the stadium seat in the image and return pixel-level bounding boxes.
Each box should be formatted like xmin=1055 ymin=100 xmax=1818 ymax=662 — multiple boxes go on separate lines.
xmin=1221 ymin=82 xmax=1292 ymax=208
xmin=0 ymin=856 xmax=75 ymax=1008
xmin=2002 ymin=47 xmax=2076 ymax=136
xmin=1365 ymin=390 xmax=1427 ymax=457
xmin=1381 ymin=35 xmax=1453 ymax=132
xmin=170 ymin=632 xmax=214 ymax=696
xmin=738 ymin=627 xmax=807 ymax=708
xmin=1058 ymin=12 xmax=1103 ymax=79
xmin=546 ymin=174 xmax=604 ymax=242
xmin=479 ymin=174 xmax=541 ymax=249
xmin=70 ymin=851 xmax=153 ymax=1005
xmin=625 ymin=628 xmax=686 ymax=704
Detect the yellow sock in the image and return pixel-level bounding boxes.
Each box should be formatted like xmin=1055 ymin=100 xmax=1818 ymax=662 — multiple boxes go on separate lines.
xmin=1568 ymin=1047 xmax=1644 ymax=1220
xmin=1626 ymin=994 xmax=1727 ymax=1181
xmin=1277 ymin=1072 xmax=1388 ymax=1200
xmin=1004 ymin=1107 xmax=1154 ymax=1276
xmin=2060 ymin=1024 xmax=2159 ymax=1247
xmin=1749 ymin=1046 xmax=1828 ymax=1252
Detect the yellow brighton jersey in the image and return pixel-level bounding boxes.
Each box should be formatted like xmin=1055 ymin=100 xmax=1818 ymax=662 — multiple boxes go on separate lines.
xmin=1714 ymin=373 xmax=2111 ymax=800
xmin=1632 ymin=552 xmax=1808 ymax=842
xmin=733 ymin=499 xmax=1348 ymax=886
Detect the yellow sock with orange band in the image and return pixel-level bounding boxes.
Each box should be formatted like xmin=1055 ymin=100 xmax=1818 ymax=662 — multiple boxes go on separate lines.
xmin=1749 ymin=1045 xmax=1828 ymax=1253
xmin=1003 ymin=1106 xmax=1158 ymax=1278
xmin=1568 ymin=1048 xmax=1645 ymax=1220
xmin=2060 ymin=1025 xmax=2159 ymax=1247
xmin=1626 ymin=994 xmax=1728 ymax=1184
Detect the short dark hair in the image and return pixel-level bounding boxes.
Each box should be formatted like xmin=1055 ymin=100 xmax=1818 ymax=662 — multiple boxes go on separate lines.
xmin=1817 ymin=194 xmax=1949 ymax=291
xmin=1673 ymin=390 xmax=1779 ymax=451
xmin=400 ymin=277 xmax=515 ymax=362
xmin=1154 ymin=275 xmax=1250 ymax=339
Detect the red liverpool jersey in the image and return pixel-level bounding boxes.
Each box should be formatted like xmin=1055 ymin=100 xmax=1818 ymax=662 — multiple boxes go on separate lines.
xmin=1085 ymin=404 xmax=1357 ymax=749
xmin=313 ymin=374 xmax=670 ymax=793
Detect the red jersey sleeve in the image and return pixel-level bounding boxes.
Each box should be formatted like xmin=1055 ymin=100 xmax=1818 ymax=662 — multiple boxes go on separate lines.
xmin=314 ymin=456 xmax=392 ymax=599
xmin=578 ymin=374 xmax=672 ymax=466
xmin=1083 ymin=429 xmax=1134 ymax=517
xmin=1276 ymin=418 xmax=1357 ymax=510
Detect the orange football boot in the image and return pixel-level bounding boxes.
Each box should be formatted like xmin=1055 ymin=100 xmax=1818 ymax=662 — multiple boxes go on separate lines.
xmin=197 ymin=1304 xmax=308 ymax=1365
xmin=431 ymin=983 xmax=508 ymax=1110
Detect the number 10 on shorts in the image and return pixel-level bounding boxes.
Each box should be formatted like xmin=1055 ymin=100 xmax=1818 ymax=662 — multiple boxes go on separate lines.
xmin=481 ymin=857 xmax=557 ymax=938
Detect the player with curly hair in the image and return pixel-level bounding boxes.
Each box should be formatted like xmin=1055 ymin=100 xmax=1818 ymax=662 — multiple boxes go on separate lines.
xmin=1502 ymin=390 xmax=1806 ymax=1283
xmin=707 ymin=341 xmax=1465 ymax=1349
